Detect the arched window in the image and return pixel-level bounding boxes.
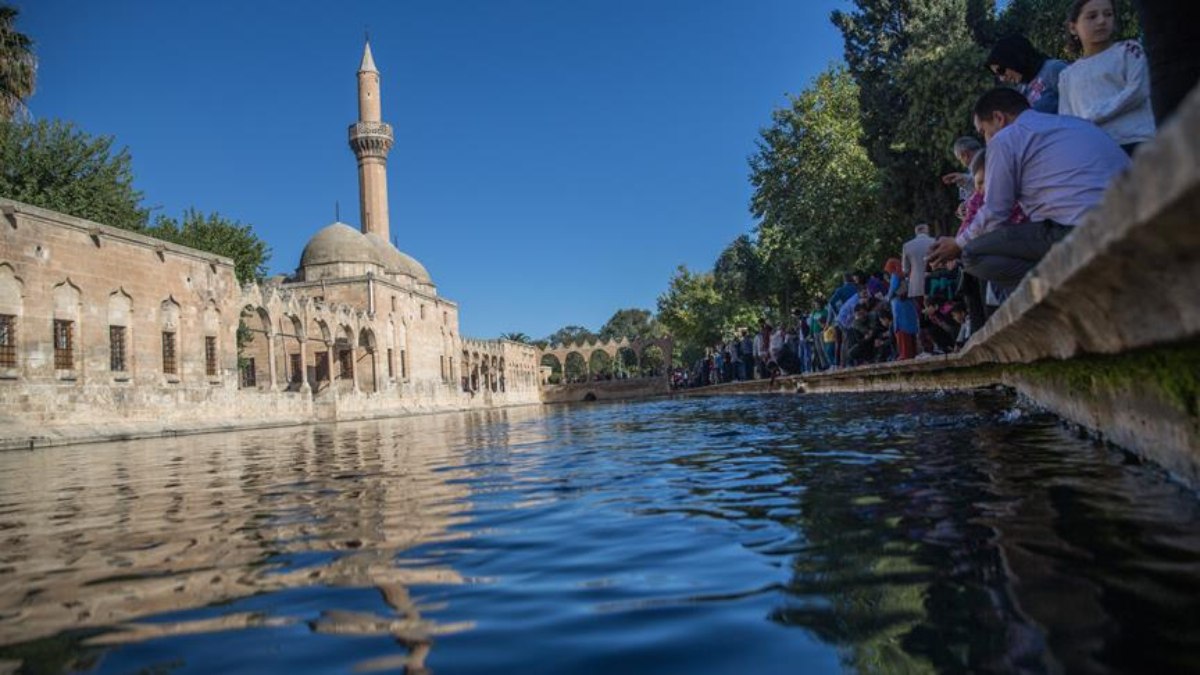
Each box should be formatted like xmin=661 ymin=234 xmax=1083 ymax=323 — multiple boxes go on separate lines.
xmin=108 ymin=290 xmax=133 ymax=376
xmin=0 ymin=265 xmax=23 ymax=373
xmin=52 ymin=280 xmax=82 ymax=375
xmin=160 ymin=298 xmax=181 ymax=380
xmin=203 ymin=304 xmax=221 ymax=379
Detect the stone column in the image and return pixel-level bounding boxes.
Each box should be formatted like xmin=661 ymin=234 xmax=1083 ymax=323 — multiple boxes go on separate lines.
xmin=325 ymin=343 xmax=334 ymax=391
xmin=266 ymin=332 xmax=279 ymax=392
xmin=298 ymin=336 xmax=311 ymax=394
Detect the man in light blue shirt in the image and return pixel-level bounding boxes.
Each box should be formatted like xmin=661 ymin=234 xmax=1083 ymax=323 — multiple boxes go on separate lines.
xmin=929 ymin=88 xmax=1129 ymax=293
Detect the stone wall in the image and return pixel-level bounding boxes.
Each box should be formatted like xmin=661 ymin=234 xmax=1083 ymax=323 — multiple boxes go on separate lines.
xmin=541 ymin=377 xmax=670 ymax=404
xmin=0 ymin=199 xmax=542 ymax=450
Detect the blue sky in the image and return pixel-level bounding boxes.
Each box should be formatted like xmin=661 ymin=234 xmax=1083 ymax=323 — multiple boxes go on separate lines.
xmin=18 ymin=0 xmax=849 ymax=339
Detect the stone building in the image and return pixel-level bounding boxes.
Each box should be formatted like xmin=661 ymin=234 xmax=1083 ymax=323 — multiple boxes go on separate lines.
xmin=0 ymin=43 xmax=541 ymax=448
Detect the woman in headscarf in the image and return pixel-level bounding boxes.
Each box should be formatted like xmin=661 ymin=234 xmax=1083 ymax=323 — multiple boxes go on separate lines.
xmin=986 ymin=34 xmax=1068 ymax=113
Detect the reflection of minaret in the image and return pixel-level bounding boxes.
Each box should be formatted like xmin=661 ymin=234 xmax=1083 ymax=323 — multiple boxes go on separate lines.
xmin=348 ymin=41 xmax=395 ymax=242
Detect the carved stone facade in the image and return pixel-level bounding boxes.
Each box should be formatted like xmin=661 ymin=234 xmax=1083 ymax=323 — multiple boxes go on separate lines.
xmin=0 ymin=43 xmax=541 ymax=448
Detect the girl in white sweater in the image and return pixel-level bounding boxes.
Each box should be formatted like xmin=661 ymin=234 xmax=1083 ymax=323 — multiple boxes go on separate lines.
xmin=1058 ymin=0 xmax=1155 ymax=154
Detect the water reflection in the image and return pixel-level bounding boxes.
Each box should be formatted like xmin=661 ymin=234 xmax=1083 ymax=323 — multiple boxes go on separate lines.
xmin=0 ymin=393 xmax=1198 ymax=674
xmin=0 ymin=407 xmax=549 ymax=673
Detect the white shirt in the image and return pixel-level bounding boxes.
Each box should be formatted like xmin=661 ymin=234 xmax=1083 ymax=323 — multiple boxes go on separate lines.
xmin=956 ymin=110 xmax=1129 ymax=249
xmin=901 ymin=234 xmax=934 ymax=297
xmin=1059 ymin=40 xmax=1155 ymax=146
xmin=769 ymin=328 xmax=784 ymax=357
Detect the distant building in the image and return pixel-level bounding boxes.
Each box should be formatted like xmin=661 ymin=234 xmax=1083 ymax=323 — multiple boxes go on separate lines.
xmin=0 ymin=43 xmax=540 ymax=447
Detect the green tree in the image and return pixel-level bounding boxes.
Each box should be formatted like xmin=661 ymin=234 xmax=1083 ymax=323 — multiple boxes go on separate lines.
xmin=748 ymin=65 xmax=889 ymax=310
xmin=832 ymin=0 xmax=991 ymax=230
xmin=0 ymin=4 xmax=35 ymax=120
xmin=545 ymin=324 xmax=594 ymax=347
xmin=656 ymin=265 xmax=756 ymax=363
xmin=0 ymin=119 xmax=149 ymax=230
xmin=713 ymin=234 xmax=768 ymax=308
xmin=597 ymin=308 xmax=662 ymax=341
xmin=499 ymin=332 xmax=531 ymax=343
xmin=146 ymin=209 xmax=270 ymax=284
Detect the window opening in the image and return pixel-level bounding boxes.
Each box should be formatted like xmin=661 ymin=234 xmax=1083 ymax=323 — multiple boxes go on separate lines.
xmin=162 ymin=331 xmax=177 ymax=375
xmin=110 ymin=325 xmax=127 ymax=372
xmin=205 ymin=336 xmax=218 ymax=376
xmin=0 ymin=314 xmax=16 ymax=368
xmin=54 ymin=320 xmax=73 ymax=370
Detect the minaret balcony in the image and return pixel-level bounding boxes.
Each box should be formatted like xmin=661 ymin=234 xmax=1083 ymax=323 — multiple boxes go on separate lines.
xmin=348 ymin=122 xmax=395 ymax=158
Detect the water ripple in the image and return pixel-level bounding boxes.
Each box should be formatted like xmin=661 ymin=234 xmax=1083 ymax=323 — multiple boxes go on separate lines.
xmin=0 ymin=392 xmax=1197 ymax=673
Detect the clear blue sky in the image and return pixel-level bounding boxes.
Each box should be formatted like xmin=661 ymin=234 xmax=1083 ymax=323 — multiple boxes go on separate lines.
xmin=18 ymin=0 xmax=849 ymax=340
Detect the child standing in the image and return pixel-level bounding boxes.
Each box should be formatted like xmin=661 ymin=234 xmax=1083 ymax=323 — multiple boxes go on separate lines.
xmin=1058 ymin=0 xmax=1154 ymax=154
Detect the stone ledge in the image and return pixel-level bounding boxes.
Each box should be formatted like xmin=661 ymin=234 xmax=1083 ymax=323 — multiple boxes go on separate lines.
xmin=0 ymin=198 xmax=237 ymax=269
xmin=675 ymin=84 xmax=1200 ymax=487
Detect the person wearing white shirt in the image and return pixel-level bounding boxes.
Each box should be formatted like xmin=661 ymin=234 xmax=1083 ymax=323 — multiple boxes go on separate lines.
xmin=1059 ymin=0 xmax=1155 ymax=153
xmin=901 ymin=223 xmax=934 ymax=308
xmin=928 ymin=88 xmax=1128 ymax=293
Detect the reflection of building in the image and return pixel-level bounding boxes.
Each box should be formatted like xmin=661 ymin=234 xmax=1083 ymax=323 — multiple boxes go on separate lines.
xmin=0 ymin=407 xmax=555 ymax=669
xmin=0 ymin=43 xmax=540 ymax=446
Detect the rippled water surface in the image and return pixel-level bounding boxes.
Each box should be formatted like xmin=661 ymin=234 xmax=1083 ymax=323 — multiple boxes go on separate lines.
xmin=1 ymin=391 xmax=1198 ymax=674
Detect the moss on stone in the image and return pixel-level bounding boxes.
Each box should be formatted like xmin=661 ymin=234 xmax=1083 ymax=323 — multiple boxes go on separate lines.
xmin=1015 ymin=341 xmax=1200 ymax=418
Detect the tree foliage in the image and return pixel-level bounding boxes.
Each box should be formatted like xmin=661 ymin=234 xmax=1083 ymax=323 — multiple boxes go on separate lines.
xmin=544 ymin=324 xmax=594 ymax=347
xmin=0 ymin=119 xmax=149 ymax=230
xmin=0 ymin=4 xmax=35 ymax=120
xmin=598 ymin=308 xmax=663 ymax=341
xmin=146 ymin=209 xmax=270 ymax=284
xmin=656 ymin=265 xmax=757 ymax=363
xmin=833 ymin=0 xmax=991 ymax=231
xmin=713 ymin=234 xmax=767 ymax=308
xmin=748 ymin=65 xmax=890 ymax=311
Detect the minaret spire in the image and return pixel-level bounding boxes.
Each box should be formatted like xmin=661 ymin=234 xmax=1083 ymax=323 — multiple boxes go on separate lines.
xmin=359 ymin=39 xmax=378 ymax=74
xmin=348 ymin=39 xmax=394 ymax=242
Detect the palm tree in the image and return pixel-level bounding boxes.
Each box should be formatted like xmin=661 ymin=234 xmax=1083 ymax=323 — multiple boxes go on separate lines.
xmin=499 ymin=332 xmax=531 ymax=344
xmin=0 ymin=5 xmax=36 ymax=120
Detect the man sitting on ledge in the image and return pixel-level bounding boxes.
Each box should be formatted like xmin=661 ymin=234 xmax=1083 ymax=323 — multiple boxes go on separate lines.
xmin=928 ymin=87 xmax=1130 ymax=295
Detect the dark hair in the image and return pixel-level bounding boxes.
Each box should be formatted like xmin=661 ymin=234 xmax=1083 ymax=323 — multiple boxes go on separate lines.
xmin=1068 ymin=0 xmax=1116 ymax=23
xmin=986 ymin=34 xmax=1048 ymax=83
xmin=973 ymin=87 xmax=1031 ymax=120
xmin=951 ymin=301 xmax=967 ymax=315
xmin=876 ymin=307 xmax=893 ymax=320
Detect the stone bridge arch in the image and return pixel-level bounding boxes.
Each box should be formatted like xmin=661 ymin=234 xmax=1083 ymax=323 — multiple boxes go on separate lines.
xmin=537 ymin=335 xmax=674 ymax=384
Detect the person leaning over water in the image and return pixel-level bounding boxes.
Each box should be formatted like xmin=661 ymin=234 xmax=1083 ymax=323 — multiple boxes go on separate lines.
xmin=927 ymin=87 xmax=1129 ymax=295
xmin=941 ymin=137 xmax=983 ymax=215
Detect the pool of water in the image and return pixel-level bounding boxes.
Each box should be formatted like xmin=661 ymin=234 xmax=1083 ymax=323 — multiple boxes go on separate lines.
xmin=0 ymin=391 xmax=1197 ymax=674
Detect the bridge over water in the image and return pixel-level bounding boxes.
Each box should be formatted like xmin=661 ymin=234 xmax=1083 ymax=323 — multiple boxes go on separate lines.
xmin=537 ymin=336 xmax=675 ymax=403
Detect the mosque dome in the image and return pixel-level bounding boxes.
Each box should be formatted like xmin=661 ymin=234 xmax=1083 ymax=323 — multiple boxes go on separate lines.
xmin=299 ymin=222 xmax=380 ymax=267
xmin=364 ymin=233 xmax=432 ymax=284
xmin=299 ymin=222 xmax=433 ymax=285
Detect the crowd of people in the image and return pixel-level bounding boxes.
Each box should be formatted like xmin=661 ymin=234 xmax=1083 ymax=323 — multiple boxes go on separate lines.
xmin=679 ymin=0 xmax=1175 ymax=388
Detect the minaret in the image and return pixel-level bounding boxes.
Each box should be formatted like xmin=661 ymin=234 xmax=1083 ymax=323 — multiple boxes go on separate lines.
xmin=348 ymin=41 xmax=395 ymax=242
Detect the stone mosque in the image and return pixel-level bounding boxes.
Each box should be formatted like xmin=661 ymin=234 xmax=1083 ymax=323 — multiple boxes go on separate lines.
xmin=0 ymin=43 xmax=544 ymax=448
